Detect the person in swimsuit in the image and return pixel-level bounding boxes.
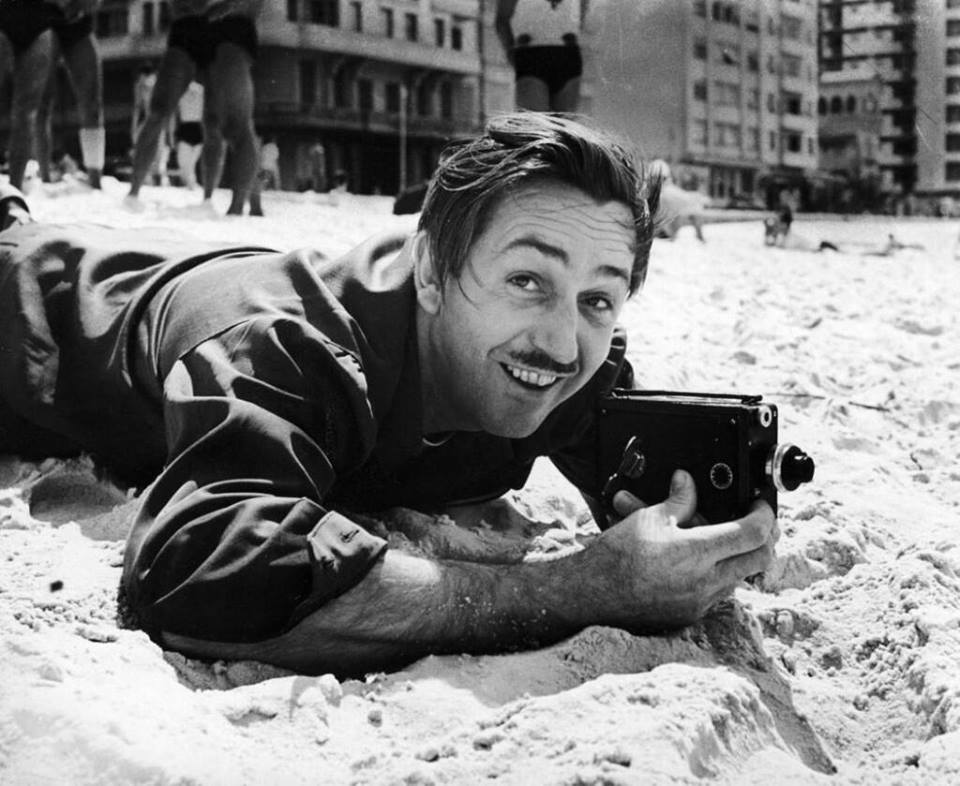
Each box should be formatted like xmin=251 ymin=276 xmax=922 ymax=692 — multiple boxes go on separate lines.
xmin=495 ymin=0 xmax=590 ymax=112
xmin=126 ymin=0 xmax=264 ymax=215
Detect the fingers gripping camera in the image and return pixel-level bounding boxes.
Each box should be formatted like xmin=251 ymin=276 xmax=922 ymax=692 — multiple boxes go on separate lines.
xmin=597 ymin=391 xmax=815 ymax=524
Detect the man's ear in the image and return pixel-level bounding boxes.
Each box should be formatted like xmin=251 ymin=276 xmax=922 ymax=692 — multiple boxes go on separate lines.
xmin=412 ymin=232 xmax=442 ymax=314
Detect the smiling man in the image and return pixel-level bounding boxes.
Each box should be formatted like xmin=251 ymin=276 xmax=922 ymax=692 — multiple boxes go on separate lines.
xmin=0 ymin=113 xmax=777 ymax=676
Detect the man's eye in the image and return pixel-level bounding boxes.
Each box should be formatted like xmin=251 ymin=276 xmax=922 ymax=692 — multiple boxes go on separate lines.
xmin=508 ymin=274 xmax=540 ymax=292
xmin=583 ymin=295 xmax=614 ymax=312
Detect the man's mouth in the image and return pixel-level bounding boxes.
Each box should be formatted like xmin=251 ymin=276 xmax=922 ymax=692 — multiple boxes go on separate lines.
xmin=501 ymin=363 xmax=561 ymax=390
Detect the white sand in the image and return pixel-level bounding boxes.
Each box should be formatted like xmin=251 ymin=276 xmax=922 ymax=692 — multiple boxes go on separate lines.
xmin=2 ymin=178 xmax=959 ymax=784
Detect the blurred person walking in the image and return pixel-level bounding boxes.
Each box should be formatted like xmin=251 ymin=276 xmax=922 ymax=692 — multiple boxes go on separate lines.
xmin=174 ymin=80 xmax=204 ymax=189
xmin=0 ymin=1 xmax=61 ymax=189
xmin=37 ymin=1 xmax=106 ymax=188
xmin=131 ymin=64 xmax=172 ymax=187
xmin=126 ymin=0 xmax=264 ymax=215
xmin=258 ymin=136 xmax=280 ymax=190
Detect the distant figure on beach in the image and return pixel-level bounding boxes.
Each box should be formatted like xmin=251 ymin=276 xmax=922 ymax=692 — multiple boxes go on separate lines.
xmin=0 ymin=1 xmax=62 ymax=189
xmin=37 ymin=1 xmax=106 ymax=189
xmin=259 ymin=136 xmax=280 ymax=190
xmin=651 ymin=160 xmax=707 ymax=242
xmin=126 ymin=0 xmax=264 ymax=215
xmin=495 ymin=0 xmax=589 ymax=112
xmin=0 ymin=113 xmax=776 ymax=678
xmin=174 ymin=80 xmax=204 ymax=189
xmin=308 ymin=141 xmax=327 ymax=192
xmin=131 ymin=65 xmax=171 ymax=186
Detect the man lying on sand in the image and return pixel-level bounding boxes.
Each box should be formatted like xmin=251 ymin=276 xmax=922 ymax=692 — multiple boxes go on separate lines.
xmin=0 ymin=113 xmax=777 ymax=677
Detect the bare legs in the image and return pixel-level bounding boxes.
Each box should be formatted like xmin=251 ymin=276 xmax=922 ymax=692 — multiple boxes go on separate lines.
xmin=514 ymin=76 xmax=581 ymax=113
xmin=61 ymin=32 xmax=105 ymax=188
xmin=128 ymin=48 xmax=195 ymax=199
xmin=204 ymin=42 xmax=259 ymax=215
xmin=4 ymin=31 xmax=56 ymax=190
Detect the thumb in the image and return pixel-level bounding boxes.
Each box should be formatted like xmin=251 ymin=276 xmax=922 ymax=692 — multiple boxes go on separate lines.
xmin=658 ymin=469 xmax=697 ymax=524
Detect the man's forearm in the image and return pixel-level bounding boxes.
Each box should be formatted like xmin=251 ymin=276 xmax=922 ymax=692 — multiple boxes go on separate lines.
xmin=165 ymin=547 xmax=607 ymax=676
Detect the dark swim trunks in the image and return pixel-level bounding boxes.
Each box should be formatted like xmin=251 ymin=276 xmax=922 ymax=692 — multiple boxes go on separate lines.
xmin=176 ymin=121 xmax=204 ymax=146
xmin=514 ymin=42 xmax=583 ymax=95
xmin=0 ymin=1 xmax=63 ymax=56
xmin=53 ymin=13 xmax=95 ymax=51
xmin=168 ymin=14 xmax=258 ymax=69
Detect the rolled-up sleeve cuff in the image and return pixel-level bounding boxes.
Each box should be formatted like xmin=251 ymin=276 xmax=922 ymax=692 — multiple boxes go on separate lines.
xmin=290 ymin=511 xmax=388 ymax=624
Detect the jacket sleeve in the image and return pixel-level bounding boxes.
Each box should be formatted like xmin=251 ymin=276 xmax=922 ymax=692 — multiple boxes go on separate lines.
xmin=122 ymin=316 xmax=388 ymax=643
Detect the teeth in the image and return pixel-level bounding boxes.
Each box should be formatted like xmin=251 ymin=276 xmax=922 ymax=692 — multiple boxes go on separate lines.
xmin=505 ymin=365 xmax=558 ymax=387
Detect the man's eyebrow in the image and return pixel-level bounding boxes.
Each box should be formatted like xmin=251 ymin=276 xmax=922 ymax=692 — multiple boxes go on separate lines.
xmin=503 ymin=235 xmax=631 ymax=286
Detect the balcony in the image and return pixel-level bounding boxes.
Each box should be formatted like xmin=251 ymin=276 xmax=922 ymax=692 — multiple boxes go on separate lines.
xmin=260 ymin=102 xmax=478 ymax=138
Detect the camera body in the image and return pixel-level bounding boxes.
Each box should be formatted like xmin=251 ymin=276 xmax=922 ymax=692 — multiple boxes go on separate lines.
xmin=596 ymin=390 xmax=814 ymax=525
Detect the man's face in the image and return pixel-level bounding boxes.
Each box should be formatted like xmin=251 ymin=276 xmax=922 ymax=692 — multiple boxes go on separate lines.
xmin=419 ymin=180 xmax=636 ymax=438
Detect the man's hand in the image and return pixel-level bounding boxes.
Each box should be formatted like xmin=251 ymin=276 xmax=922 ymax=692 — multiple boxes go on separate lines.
xmin=591 ymin=469 xmax=778 ymax=631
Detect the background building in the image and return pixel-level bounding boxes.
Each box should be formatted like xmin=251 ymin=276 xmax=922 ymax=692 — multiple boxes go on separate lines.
xmin=586 ymin=0 xmax=821 ymax=207
xmin=820 ymin=0 xmax=960 ymax=203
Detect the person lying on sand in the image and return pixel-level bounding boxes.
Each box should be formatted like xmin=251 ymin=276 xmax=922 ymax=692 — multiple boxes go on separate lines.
xmin=0 ymin=113 xmax=777 ymax=677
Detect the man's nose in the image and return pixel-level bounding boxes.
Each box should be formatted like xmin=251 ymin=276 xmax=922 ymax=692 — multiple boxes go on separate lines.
xmin=531 ymin=298 xmax=579 ymax=365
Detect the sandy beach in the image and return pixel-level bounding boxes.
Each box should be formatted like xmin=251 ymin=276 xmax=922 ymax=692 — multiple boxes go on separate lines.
xmin=2 ymin=178 xmax=959 ymax=784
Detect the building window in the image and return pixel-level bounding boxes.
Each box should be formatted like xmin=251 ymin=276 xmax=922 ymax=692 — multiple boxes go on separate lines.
xmin=782 ymin=54 xmax=802 ymax=78
xmin=948 ymin=0 xmax=960 ymax=8
xmin=333 ymin=70 xmax=351 ymax=108
xmin=351 ymin=1 xmax=362 ymax=31
xmin=947 ymin=162 xmax=960 ymax=181
xmin=693 ymin=80 xmax=707 ymax=101
xmin=784 ymin=92 xmax=802 ymax=115
xmin=405 ymin=12 xmax=418 ymax=41
xmin=692 ymin=119 xmax=707 ymax=145
xmin=781 ymin=15 xmax=802 ymax=40
xmin=694 ymin=38 xmax=707 ymax=60
xmin=714 ymin=122 xmax=741 ymax=147
xmin=96 ymin=4 xmax=129 ymax=37
xmin=434 ymin=18 xmax=445 ymax=46
xmin=694 ymin=0 xmax=706 ymax=18
xmin=948 ymin=77 xmax=960 ymax=95
xmin=287 ymin=0 xmax=299 ymax=21
xmin=299 ymin=60 xmax=316 ymax=106
xmin=783 ymin=132 xmax=802 ymax=153
xmin=416 ymin=83 xmax=431 ymax=116
xmin=309 ymin=0 xmax=339 ymax=26
xmin=382 ymin=7 xmax=394 ymax=37
xmin=818 ymin=96 xmax=827 ymax=115
xmin=358 ymin=79 xmax=373 ymax=111
xmin=845 ymin=95 xmax=856 ymax=113
xmin=948 ymin=49 xmax=960 ymax=66
xmin=769 ymin=131 xmax=777 ymax=151
xmin=747 ymin=51 xmax=758 ymax=72
xmin=717 ymin=42 xmax=740 ymax=66
xmin=947 ymin=105 xmax=960 ymax=123
xmin=948 ymin=19 xmax=960 ymax=37
xmin=747 ymin=88 xmax=759 ymax=109
xmin=440 ymin=82 xmax=453 ymax=119
xmin=143 ymin=2 xmax=154 ymax=35
xmin=451 ymin=25 xmax=463 ymax=50
xmin=947 ymin=134 xmax=960 ymax=152
xmin=158 ymin=1 xmax=170 ymax=31
xmin=385 ymin=82 xmax=401 ymax=112
xmin=830 ymin=95 xmax=842 ymax=113
xmin=713 ymin=81 xmax=740 ymax=106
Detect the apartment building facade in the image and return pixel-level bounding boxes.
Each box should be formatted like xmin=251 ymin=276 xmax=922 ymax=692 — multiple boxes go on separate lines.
xmin=820 ymin=0 xmax=960 ymax=200
xmin=39 ymin=0 xmax=514 ymax=194
xmin=586 ymin=0 xmax=820 ymax=206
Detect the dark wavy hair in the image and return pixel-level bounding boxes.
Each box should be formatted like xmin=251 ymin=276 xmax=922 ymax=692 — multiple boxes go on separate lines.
xmin=417 ymin=112 xmax=661 ymax=295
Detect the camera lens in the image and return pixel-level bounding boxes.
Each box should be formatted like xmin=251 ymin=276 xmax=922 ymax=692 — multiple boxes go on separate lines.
xmin=767 ymin=444 xmax=816 ymax=492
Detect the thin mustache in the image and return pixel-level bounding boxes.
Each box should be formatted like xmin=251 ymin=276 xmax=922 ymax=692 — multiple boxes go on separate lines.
xmin=505 ymin=351 xmax=579 ymax=376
